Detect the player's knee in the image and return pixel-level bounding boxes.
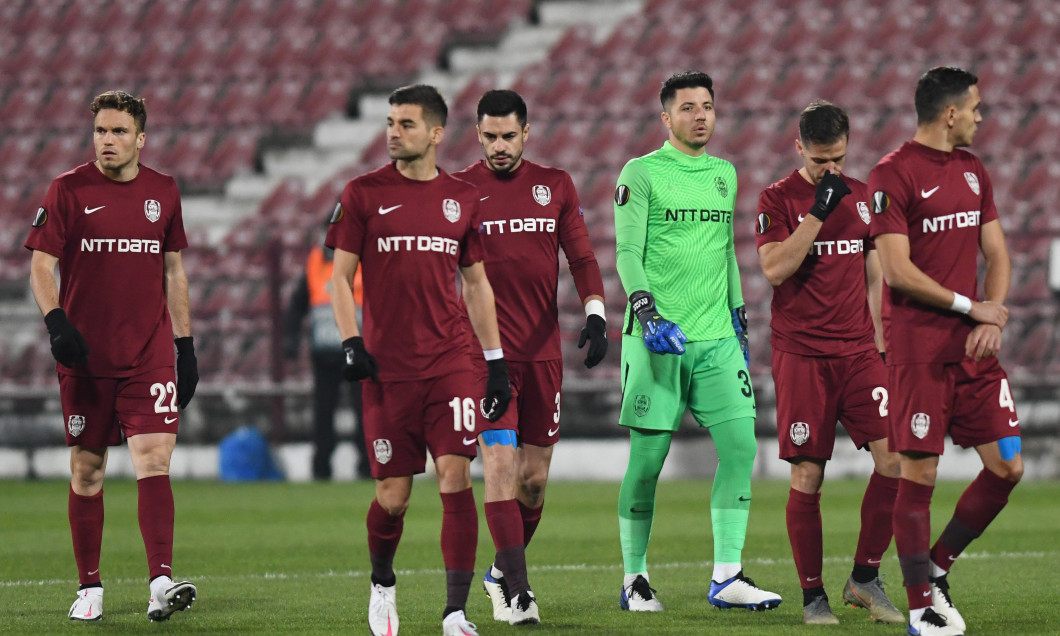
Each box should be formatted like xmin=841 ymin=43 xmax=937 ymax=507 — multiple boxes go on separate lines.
xmin=520 ymin=473 xmax=547 ymax=502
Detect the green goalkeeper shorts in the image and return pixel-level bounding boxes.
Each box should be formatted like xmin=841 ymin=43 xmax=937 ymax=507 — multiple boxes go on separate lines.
xmin=619 ymin=335 xmax=756 ymax=431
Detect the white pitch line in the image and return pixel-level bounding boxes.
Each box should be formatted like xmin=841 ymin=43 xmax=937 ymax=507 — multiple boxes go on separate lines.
xmin=1 ymin=550 xmax=1051 ymax=589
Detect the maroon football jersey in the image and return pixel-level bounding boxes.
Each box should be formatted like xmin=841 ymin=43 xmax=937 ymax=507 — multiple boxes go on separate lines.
xmin=325 ymin=163 xmax=485 ymax=381
xmin=24 ymin=162 xmax=188 ymax=377
xmin=868 ymin=141 xmax=999 ymax=364
xmin=453 ymin=160 xmax=605 ymax=361
xmin=756 ymin=170 xmax=876 ymax=356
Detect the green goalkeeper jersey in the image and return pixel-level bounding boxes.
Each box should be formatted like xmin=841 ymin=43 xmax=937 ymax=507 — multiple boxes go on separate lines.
xmin=614 ymin=141 xmax=744 ymax=342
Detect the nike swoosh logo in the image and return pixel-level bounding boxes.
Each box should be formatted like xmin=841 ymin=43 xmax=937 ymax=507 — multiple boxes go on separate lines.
xmin=922 ymin=590 xmax=931 ymax=597
xmin=797 ymin=213 xmax=806 ymax=222
xmin=629 ymin=507 xmax=652 ymax=514
xmin=805 ymin=576 xmax=819 ymax=582
xmin=738 ymin=496 xmax=751 ymax=501
xmin=462 ymin=437 xmax=477 ymax=446
xmin=165 ymin=416 xmax=177 ymax=424
xmin=867 ymin=558 xmax=881 ymax=565
xmin=378 ymin=204 xmax=402 ymax=215
xmin=161 ymin=563 xmax=171 ymax=570
xmin=947 ymin=555 xmax=958 ymax=561
xmin=480 ymin=196 xmax=490 ymax=201
xmin=1008 ymin=418 xmax=1019 ymax=427
xmin=87 ymin=569 xmax=99 ymax=576
xmin=824 ymin=187 xmax=833 ymax=205
xmin=921 ymin=186 xmax=940 ymax=198
xmin=384 ymin=618 xmax=394 ymax=636
xmin=547 ymin=426 xmax=559 ymax=436
xmin=84 ymin=205 xmax=105 ymax=214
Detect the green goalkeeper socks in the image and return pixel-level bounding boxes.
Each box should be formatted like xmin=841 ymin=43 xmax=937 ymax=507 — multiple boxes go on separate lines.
xmin=708 ymin=417 xmax=756 ymax=564
xmin=618 ymin=428 xmax=672 ymax=575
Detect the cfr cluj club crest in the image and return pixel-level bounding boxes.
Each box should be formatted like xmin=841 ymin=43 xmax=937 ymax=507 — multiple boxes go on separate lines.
xmin=144 ymin=199 xmax=161 ymax=222
xmin=443 ymin=198 xmax=461 ymax=223
xmin=532 ymin=185 xmax=551 ymax=206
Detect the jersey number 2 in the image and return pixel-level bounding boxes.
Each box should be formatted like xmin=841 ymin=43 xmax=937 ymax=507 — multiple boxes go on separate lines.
xmin=872 ymin=386 xmax=889 ymax=417
xmin=151 ymin=381 xmax=178 ymax=413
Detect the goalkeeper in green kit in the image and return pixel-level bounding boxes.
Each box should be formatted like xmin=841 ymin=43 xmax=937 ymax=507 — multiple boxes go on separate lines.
xmin=614 ymin=71 xmax=781 ymax=613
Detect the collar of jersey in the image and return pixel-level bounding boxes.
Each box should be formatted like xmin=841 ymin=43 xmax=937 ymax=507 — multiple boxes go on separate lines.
xmin=908 ymin=140 xmax=956 ymax=164
xmin=660 ymin=141 xmax=714 ymax=167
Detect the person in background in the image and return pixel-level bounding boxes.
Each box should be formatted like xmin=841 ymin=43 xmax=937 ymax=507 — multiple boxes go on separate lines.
xmin=284 ymin=228 xmax=369 ymax=480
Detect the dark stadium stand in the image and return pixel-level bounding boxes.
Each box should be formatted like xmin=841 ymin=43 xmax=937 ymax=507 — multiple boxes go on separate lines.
xmin=1 ymin=0 xmax=1057 ymax=392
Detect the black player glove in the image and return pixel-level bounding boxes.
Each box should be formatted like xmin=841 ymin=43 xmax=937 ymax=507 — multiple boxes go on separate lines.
xmin=731 ymin=306 xmax=749 ymax=369
xmin=578 ymin=314 xmax=608 ymax=368
xmin=43 ymin=308 xmax=89 ymax=367
xmin=630 ymin=290 xmax=686 ymax=355
xmin=808 ymin=171 xmax=852 ymax=222
xmin=175 ymin=336 xmax=199 ymax=409
xmin=342 ymin=336 xmax=379 ymax=382
xmin=480 ymin=358 xmax=512 ymax=423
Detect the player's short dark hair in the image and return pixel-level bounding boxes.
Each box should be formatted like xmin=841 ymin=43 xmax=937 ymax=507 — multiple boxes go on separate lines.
xmin=660 ymin=71 xmax=715 ymax=110
xmin=476 ymin=90 xmax=527 ymax=127
xmin=389 ymin=84 xmax=448 ymax=127
xmin=90 ymin=90 xmax=147 ymax=132
xmin=799 ymin=100 xmax=849 ymax=146
xmin=915 ymin=66 xmax=978 ymax=125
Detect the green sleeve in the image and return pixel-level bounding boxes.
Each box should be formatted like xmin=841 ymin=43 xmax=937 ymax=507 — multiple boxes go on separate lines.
xmin=727 ymin=182 xmax=745 ymax=310
xmin=614 ymin=160 xmax=652 ymax=296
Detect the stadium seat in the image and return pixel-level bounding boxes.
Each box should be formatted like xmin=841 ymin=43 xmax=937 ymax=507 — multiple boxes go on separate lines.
xmin=261 ymin=26 xmax=317 ymax=75
xmin=215 ymin=80 xmax=269 ymax=126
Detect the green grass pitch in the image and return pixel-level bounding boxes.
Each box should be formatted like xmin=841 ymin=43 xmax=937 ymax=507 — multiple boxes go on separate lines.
xmin=1 ymin=477 xmax=1057 ymax=634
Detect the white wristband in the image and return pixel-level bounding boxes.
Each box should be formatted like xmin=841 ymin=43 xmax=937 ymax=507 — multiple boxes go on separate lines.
xmin=483 ymin=348 xmax=504 ymax=361
xmin=950 ymin=292 xmax=972 ymax=314
xmin=584 ymin=299 xmax=606 ymax=319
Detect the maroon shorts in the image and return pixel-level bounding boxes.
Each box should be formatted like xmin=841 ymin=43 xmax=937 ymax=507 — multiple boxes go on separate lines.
xmin=774 ymin=348 xmax=889 ymax=460
xmin=58 ymin=367 xmax=181 ymax=447
xmin=888 ymin=356 xmax=1020 ymax=454
xmin=361 ymin=369 xmax=480 ymax=479
xmin=474 ymin=359 xmax=563 ymax=447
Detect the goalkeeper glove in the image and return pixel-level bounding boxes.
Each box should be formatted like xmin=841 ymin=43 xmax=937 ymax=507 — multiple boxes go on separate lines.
xmin=480 ymin=358 xmax=512 ymax=422
xmin=342 ymin=336 xmax=379 ymax=382
xmin=43 ymin=308 xmax=89 ymax=367
xmin=175 ymin=336 xmax=199 ymax=408
xmin=630 ymin=291 xmax=686 ymax=355
xmin=731 ymin=306 xmax=749 ymax=369
xmin=578 ymin=314 xmax=608 ymax=368
xmin=808 ymin=171 xmax=852 ymax=222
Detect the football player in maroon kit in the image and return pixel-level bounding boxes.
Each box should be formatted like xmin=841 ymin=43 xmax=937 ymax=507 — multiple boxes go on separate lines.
xmin=25 ymin=91 xmax=198 ymax=623
xmin=869 ymin=67 xmax=1021 ymax=636
xmin=454 ymin=89 xmax=607 ymax=626
xmin=756 ymin=100 xmax=903 ymax=626
xmin=327 ymin=84 xmax=511 ymax=636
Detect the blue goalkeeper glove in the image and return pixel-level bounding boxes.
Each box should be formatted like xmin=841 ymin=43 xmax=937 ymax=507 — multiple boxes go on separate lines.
xmin=731 ymin=306 xmax=749 ymax=369
xmin=630 ymin=291 xmax=686 ymax=355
